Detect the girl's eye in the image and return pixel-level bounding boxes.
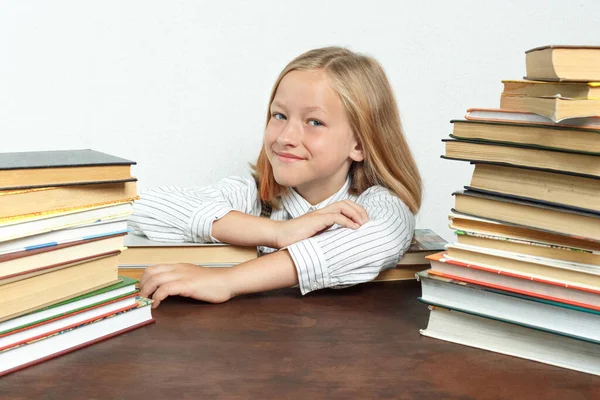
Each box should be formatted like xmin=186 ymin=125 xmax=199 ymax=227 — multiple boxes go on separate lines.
xmin=272 ymin=112 xmax=286 ymax=120
xmin=308 ymin=119 xmax=323 ymax=127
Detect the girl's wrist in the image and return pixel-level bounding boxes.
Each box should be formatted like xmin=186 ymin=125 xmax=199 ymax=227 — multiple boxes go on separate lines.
xmin=265 ymin=219 xmax=283 ymax=249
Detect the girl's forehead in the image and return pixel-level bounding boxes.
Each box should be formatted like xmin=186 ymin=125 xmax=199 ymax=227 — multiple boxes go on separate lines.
xmin=273 ymin=69 xmax=341 ymax=111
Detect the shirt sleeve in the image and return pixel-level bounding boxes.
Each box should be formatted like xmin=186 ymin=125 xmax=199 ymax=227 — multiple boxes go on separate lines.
xmin=286 ymin=186 xmax=415 ymax=295
xmin=128 ymin=176 xmax=261 ymax=243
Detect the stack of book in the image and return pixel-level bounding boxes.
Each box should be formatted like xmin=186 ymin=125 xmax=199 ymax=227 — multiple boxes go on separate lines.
xmin=0 ymin=149 xmax=155 ymax=377
xmin=418 ymin=45 xmax=600 ymax=375
xmin=118 ymin=229 xmax=446 ymax=283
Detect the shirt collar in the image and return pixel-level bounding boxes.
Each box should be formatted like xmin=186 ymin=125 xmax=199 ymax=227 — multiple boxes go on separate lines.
xmin=280 ymin=175 xmax=353 ymax=218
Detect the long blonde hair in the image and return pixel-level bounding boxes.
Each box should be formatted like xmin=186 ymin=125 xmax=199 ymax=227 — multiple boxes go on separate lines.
xmin=251 ymin=46 xmax=422 ymax=214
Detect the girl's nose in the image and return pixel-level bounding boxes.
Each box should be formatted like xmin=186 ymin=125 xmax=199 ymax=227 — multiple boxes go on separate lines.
xmin=276 ymin=120 xmax=302 ymax=146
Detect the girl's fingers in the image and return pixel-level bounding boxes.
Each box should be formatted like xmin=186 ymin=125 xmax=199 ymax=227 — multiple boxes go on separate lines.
xmin=151 ymin=281 xmax=185 ymax=309
xmin=327 ymin=213 xmax=361 ymax=230
xmin=139 ymin=270 xmax=180 ymax=298
xmin=329 ymin=201 xmax=369 ymax=225
xmin=342 ymin=200 xmax=369 ymax=223
xmin=140 ymin=264 xmax=176 ymax=288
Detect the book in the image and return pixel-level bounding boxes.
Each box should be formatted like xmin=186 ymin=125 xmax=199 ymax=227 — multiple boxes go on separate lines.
xmin=455 ymin=230 xmax=600 ymax=266
xmin=0 ymin=233 xmax=126 ymax=283
xmin=0 ymin=276 xmax=138 ymax=336
xmin=117 ymin=233 xmax=258 ymax=268
xmin=117 ymin=229 xmax=448 ymax=282
xmin=0 ymin=297 xmax=154 ymax=378
xmin=398 ymin=229 xmax=447 ymax=265
xmin=468 ymin=163 xmax=600 ymax=212
xmin=0 ymin=149 xmax=136 ymax=190
xmin=418 ymin=270 xmax=600 ymax=342
xmin=420 ymin=306 xmax=600 ymax=376
xmin=525 ymin=45 xmax=600 ymax=82
xmin=372 ymin=264 xmax=426 ymax=282
xmin=502 ymin=79 xmax=600 ymax=100
xmin=450 ymin=119 xmax=600 ymax=154
xmin=444 ymin=243 xmax=600 ymax=288
xmin=0 ymin=252 xmax=120 ymax=322
xmin=452 ymin=190 xmax=600 ymax=241
xmin=500 ymin=94 xmax=600 ymax=123
xmin=448 ymin=212 xmax=600 ymax=253
xmin=0 ymin=181 xmax=139 ymax=219
xmin=443 ymin=139 xmax=600 ymax=178
xmin=464 ymin=107 xmax=600 ymax=129
xmin=0 ymin=219 xmax=128 ymax=255
xmin=0 ymin=202 xmax=133 ymax=242
xmin=0 ymin=292 xmax=138 ymax=351
xmin=427 ymin=252 xmax=600 ymax=310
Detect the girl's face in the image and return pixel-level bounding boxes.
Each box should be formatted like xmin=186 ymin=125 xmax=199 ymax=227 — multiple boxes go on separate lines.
xmin=264 ymin=69 xmax=363 ymax=204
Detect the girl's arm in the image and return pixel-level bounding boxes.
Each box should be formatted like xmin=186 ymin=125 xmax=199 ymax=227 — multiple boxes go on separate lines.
xmin=138 ymin=250 xmax=298 ymax=308
xmin=129 ymin=177 xmax=367 ymax=249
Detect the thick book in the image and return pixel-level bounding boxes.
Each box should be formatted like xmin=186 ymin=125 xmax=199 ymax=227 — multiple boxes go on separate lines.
xmin=525 ymin=45 xmax=600 ymax=82
xmin=467 ymin=163 xmax=599 ymax=213
xmin=420 ymin=306 xmax=600 ymax=376
xmin=427 ymin=252 xmax=600 ymax=310
xmin=500 ymin=94 xmax=600 ymax=123
xmin=0 ymin=252 xmax=121 ymax=322
xmin=454 ymin=229 xmax=600 ymax=266
xmin=502 ymin=79 xmax=600 ymax=100
xmin=0 ymin=149 xmax=136 ymax=190
xmin=0 ymin=202 xmax=133 ymax=242
xmin=0 ymin=293 xmax=138 ymax=351
xmin=0 ymin=276 xmax=138 ymax=336
xmin=0 ymin=219 xmax=128 ymax=255
xmin=448 ymin=212 xmax=600 ymax=254
xmin=0 ymin=233 xmax=126 ymax=284
xmin=417 ymin=270 xmax=600 ymax=342
xmin=464 ymin=107 xmax=600 ymax=129
xmin=444 ymin=243 xmax=600 ymax=289
xmin=452 ymin=190 xmax=600 ymax=241
xmin=0 ymin=298 xmax=154 ymax=378
xmin=450 ymin=119 xmax=600 ymax=154
xmin=0 ymin=181 xmax=139 ymax=219
xmin=117 ymin=233 xmax=259 ymax=267
xmin=443 ymin=138 xmax=600 ymax=179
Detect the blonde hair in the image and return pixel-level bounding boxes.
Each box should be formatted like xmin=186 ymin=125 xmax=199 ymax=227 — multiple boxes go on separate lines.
xmin=251 ymin=46 xmax=422 ymax=214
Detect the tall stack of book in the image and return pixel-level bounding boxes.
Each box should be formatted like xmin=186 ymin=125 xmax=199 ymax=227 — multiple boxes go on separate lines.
xmin=0 ymin=149 xmax=155 ymax=377
xmin=418 ymin=45 xmax=600 ymax=376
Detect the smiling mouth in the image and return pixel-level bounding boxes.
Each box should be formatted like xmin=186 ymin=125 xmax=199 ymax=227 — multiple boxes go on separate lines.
xmin=276 ymin=152 xmax=305 ymax=162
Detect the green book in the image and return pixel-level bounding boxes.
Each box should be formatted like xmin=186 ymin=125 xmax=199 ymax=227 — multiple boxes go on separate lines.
xmin=0 ymin=276 xmax=138 ymax=336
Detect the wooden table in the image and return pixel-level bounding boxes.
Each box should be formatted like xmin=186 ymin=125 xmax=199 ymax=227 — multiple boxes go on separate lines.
xmin=1 ymin=280 xmax=599 ymax=399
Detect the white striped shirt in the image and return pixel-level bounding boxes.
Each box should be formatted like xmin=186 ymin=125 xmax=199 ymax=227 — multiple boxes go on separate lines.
xmin=128 ymin=175 xmax=415 ymax=295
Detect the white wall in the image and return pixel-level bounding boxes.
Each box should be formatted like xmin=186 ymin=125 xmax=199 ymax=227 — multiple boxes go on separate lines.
xmin=1 ymin=0 xmax=599 ymax=242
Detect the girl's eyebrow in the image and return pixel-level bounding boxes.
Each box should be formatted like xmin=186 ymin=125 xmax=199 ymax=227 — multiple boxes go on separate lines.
xmin=271 ymin=101 xmax=327 ymax=113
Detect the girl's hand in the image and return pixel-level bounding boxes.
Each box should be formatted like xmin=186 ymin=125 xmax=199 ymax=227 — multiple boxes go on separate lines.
xmin=273 ymin=200 xmax=369 ymax=249
xmin=138 ymin=263 xmax=233 ymax=308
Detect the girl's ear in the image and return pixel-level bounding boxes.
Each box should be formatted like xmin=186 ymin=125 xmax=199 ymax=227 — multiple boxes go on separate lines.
xmin=349 ymin=139 xmax=364 ymax=162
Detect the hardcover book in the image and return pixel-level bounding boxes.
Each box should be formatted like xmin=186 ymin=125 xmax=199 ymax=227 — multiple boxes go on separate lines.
xmin=0 ymin=149 xmax=136 ymax=190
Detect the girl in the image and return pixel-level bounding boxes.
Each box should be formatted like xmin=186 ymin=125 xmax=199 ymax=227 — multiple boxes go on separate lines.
xmin=130 ymin=46 xmax=422 ymax=308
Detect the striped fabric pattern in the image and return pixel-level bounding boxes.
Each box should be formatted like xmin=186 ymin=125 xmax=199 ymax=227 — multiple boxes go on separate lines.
xmin=128 ymin=176 xmax=415 ymax=294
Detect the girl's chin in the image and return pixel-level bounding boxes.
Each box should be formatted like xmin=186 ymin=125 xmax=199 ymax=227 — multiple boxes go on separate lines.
xmin=273 ymin=174 xmax=306 ymax=187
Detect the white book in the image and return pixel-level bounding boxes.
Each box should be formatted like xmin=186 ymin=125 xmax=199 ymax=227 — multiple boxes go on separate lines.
xmin=0 ymin=203 xmax=133 ymax=242
xmin=421 ymin=306 xmax=600 ymax=376
xmin=0 ymin=296 xmax=137 ymax=350
xmin=418 ymin=271 xmax=600 ymax=342
xmin=464 ymin=108 xmax=600 ymax=129
xmin=0 ymin=219 xmax=129 ymax=255
xmin=0 ymin=303 xmax=153 ymax=377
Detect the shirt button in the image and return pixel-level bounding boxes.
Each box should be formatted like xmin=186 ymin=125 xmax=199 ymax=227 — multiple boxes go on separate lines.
xmin=308 ymin=206 xmax=316 ymax=212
